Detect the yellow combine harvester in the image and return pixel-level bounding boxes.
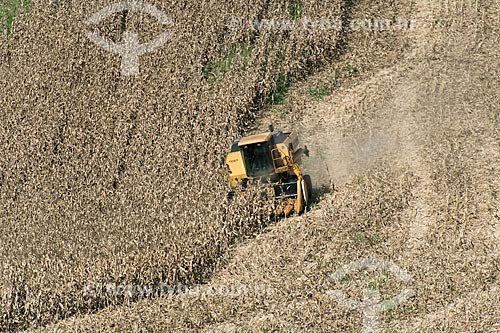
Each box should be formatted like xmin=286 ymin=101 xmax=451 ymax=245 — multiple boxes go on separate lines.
xmin=225 ymin=125 xmax=313 ymax=216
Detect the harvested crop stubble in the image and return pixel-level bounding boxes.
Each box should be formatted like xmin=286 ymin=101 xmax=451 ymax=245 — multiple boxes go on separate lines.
xmin=0 ymin=0 xmax=348 ymax=330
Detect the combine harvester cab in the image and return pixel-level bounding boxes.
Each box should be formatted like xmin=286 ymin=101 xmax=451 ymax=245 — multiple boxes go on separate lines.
xmin=225 ymin=125 xmax=313 ymax=216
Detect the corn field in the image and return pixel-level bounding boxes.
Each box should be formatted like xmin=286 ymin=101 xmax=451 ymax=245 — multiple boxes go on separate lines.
xmin=0 ymin=0 xmax=349 ymax=330
xmin=1 ymin=0 xmax=499 ymax=332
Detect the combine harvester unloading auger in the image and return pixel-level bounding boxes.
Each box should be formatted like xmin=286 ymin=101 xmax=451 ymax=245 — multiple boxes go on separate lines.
xmin=225 ymin=125 xmax=313 ymax=217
